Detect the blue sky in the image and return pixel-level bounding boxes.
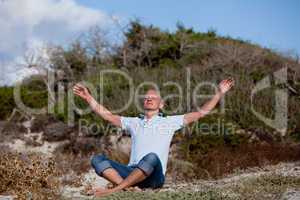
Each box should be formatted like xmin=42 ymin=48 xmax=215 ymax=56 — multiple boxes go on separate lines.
xmin=77 ymin=0 xmax=300 ymax=55
xmin=0 ymin=0 xmax=299 ymax=85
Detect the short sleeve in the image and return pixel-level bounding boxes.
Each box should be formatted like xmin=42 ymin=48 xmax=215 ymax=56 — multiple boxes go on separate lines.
xmin=120 ymin=116 xmax=137 ymax=132
xmin=165 ymin=114 xmax=185 ymax=132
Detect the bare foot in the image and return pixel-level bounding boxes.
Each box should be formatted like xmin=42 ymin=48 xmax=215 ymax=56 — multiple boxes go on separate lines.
xmin=106 ymin=182 xmax=117 ymax=189
xmin=83 ymin=187 xmax=109 ymax=196
xmin=125 ymin=186 xmax=142 ymax=192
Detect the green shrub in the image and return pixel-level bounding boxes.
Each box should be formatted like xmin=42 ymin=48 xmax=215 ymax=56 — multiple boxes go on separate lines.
xmin=0 ymin=87 xmax=15 ymax=120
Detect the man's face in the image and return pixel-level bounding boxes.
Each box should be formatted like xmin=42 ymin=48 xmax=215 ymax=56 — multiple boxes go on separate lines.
xmin=143 ymin=89 xmax=163 ymax=111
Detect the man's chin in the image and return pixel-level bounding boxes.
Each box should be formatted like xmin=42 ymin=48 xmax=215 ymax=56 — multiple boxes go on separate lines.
xmin=144 ymin=108 xmax=157 ymax=111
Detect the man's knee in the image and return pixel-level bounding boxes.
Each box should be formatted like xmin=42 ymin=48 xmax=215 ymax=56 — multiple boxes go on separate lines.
xmin=143 ymin=152 xmax=159 ymax=166
xmin=137 ymin=153 xmax=160 ymax=176
xmin=90 ymin=154 xmax=107 ymax=169
xmin=90 ymin=154 xmax=113 ymax=176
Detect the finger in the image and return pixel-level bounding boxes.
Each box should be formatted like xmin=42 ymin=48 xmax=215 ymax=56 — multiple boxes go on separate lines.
xmin=228 ymin=77 xmax=233 ymax=81
xmin=74 ymin=83 xmax=83 ymax=89
xmin=74 ymin=90 xmax=83 ymax=95
xmin=73 ymin=88 xmax=82 ymax=93
xmin=227 ymin=78 xmax=234 ymax=84
xmin=73 ymin=92 xmax=82 ymax=97
xmin=223 ymin=80 xmax=229 ymax=86
xmin=76 ymin=84 xmax=85 ymax=89
xmin=75 ymin=86 xmax=85 ymax=92
xmin=77 ymin=83 xmax=86 ymax=89
xmin=85 ymin=87 xmax=91 ymax=94
xmin=73 ymin=92 xmax=81 ymax=97
xmin=74 ymin=83 xmax=84 ymax=89
xmin=73 ymin=86 xmax=82 ymax=90
xmin=73 ymin=91 xmax=83 ymax=96
xmin=225 ymin=79 xmax=231 ymax=84
xmin=73 ymin=85 xmax=83 ymax=91
xmin=219 ymin=80 xmax=226 ymax=85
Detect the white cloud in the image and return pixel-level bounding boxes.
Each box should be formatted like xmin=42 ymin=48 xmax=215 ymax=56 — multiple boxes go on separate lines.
xmin=0 ymin=0 xmax=114 ymax=86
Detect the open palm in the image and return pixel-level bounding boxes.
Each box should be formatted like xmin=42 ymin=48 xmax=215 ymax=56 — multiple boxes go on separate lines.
xmin=73 ymin=83 xmax=91 ymax=101
xmin=218 ymin=78 xmax=234 ymax=94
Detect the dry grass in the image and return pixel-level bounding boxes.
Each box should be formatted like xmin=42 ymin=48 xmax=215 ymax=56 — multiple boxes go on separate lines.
xmin=173 ymin=142 xmax=300 ymax=180
xmin=52 ymin=134 xmax=130 ymax=176
xmin=92 ymin=174 xmax=300 ymax=200
xmin=0 ymin=151 xmax=62 ymax=199
xmin=94 ymin=171 xmax=300 ymax=200
xmin=228 ymin=173 xmax=300 ymax=200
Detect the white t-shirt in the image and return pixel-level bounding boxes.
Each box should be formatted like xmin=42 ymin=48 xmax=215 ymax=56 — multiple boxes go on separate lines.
xmin=120 ymin=113 xmax=185 ymax=175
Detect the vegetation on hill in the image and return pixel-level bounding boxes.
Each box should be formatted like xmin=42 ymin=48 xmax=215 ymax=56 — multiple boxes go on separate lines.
xmin=2 ymin=20 xmax=299 ymax=135
xmin=1 ymin=20 xmax=300 ymax=183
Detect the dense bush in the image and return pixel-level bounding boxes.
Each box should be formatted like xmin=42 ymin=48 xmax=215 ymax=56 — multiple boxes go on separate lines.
xmin=0 ymin=87 xmax=15 ymax=120
xmin=175 ymin=138 xmax=300 ymax=179
xmin=0 ymin=78 xmax=48 ymax=120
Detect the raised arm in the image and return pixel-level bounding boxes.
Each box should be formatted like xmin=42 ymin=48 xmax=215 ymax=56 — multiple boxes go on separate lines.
xmin=73 ymin=83 xmax=121 ymax=128
xmin=183 ymin=78 xmax=234 ymax=126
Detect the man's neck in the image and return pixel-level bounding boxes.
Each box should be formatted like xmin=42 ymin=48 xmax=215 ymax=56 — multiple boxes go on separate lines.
xmin=144 ymin=110 xmax=159 ymax=120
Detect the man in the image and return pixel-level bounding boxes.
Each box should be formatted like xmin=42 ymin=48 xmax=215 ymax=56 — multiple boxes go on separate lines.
xmin=73 ymin=78 xmax=234 ymax=197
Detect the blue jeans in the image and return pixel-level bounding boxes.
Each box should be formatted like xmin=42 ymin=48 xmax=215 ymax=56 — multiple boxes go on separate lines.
xmin=91 ymin=152 xmax=165 ymax=189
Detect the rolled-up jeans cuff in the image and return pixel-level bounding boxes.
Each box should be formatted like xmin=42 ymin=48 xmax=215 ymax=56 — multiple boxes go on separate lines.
xmin=94 ymin=160 xmax=112 ymax=176
xmin=137 ymin=160 xmax=154 ymax=176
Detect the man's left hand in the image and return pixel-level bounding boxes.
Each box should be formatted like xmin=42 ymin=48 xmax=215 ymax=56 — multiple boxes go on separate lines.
xmin=218 ymin=77 xmax=235 ymax=94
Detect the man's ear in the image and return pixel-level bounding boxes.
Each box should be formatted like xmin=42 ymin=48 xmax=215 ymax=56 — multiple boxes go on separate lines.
xmin=159 ymin=99 xmax=164 ymax=109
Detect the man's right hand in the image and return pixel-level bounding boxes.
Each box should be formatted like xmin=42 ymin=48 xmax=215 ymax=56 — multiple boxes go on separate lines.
xmin=73 ymin=83 xmax=122 ymax=128
xmin=73 ymin=83 xmax=91 ymax=102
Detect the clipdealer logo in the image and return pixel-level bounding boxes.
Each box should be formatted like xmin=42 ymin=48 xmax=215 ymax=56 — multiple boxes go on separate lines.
xmin=250 ymin=67 xmax=288 ymax=136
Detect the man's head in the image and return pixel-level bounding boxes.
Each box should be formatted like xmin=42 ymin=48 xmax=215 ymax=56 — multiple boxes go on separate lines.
xmin=143 ymin=88 xmax=164 ymax=111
